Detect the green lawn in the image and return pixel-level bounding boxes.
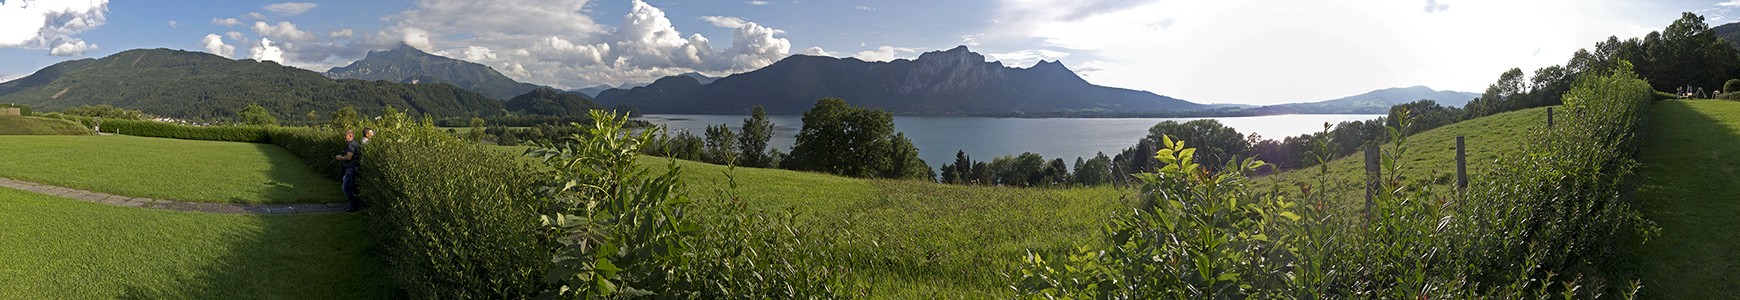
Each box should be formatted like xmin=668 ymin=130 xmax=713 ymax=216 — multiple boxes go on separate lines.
xmin=637 ymin=157 xmax=1132 ymax=298
xmin=0 ymin=135 xmax=341 ymax=204
xmin=1626 ymin=99 xmax=1740 ymax=298
xmin=0 ymin=187 xmax=390 ymax=299
xmin=1260 ymin=106 xmax=1554 ymax=198
xmin=0 ymin=115 xmax=91 ymax=135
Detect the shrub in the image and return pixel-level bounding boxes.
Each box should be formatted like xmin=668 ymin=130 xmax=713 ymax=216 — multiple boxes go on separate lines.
xmin=81 ymin=118 xmax=272 ymax=142
xmin=1725 ymin=79 xmax=1740 ymax=94
xmin=361 ymin=121 xmax=555 ymax=299
xmin=266 ymin=127 xmax=346 ymax=180
xmin=1015 ymin=63 xmax=1654 ymax=298
xmin=533 ymin=111 xmax=865 ymax=298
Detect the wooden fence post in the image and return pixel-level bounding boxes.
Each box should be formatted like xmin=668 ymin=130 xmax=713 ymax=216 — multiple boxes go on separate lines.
xmin=1365 ymin=145 xmax=1380 ymax=219
xmin=1456 ymin=136 xmax=1467 ymax=190
xmin=1547 ymin=107 xmax=1554 ymax=128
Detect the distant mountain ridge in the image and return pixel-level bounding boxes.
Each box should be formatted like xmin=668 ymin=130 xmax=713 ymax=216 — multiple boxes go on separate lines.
xmin=595 ymin=46 xmax=1206 ymax=115
xmin=569 ymin=72 xmax=716 ymax=97
xmin=0 ymin=48 xmax=506 ymax=120
xmin=327 ymin=44 xmax=547 ymax=100
xmin=1249 ymin=86 xmax=1480 ymax=114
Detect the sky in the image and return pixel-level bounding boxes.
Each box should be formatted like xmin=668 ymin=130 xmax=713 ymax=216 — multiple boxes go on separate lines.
xmin=1 ymin=0 xmax=1737 ymax=105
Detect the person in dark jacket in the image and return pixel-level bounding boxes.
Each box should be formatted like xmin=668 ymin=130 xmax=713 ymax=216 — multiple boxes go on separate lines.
xmin=335 ymin=129 xmax=365 ymax=211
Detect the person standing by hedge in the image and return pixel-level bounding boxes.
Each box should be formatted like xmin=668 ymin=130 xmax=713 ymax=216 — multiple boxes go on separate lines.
xmin=335 ymin=129 xmax=365 ymax=212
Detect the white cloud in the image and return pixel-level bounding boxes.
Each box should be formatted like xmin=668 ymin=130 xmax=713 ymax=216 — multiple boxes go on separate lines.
xmin=263 ymin=2 xmax=319 ymax=16
xmin=0 ymin=0 xmax=108 ymax=56
xmin=213 ymin=18 xmax=241 ymax=27
xmin=225 ymin=31 xmax=248 ymax=43
xmin=250 ymin=37 xmax=284 ymax=63
xmin=168 ymin=20 xmax=178 ymax=28
xmin=986 ymin=49 xmax=1070 ymax=67
xmin=202 ymin=33 xmax=236 ymax=58
xmin=854 ymin=46 xmax=917 ymax=62
xmin=984 ymin=0 xmax=1662 ymax=105
xmin=700 ymin=16 xmax=748 ymax=29
xmin=1721 ymin=0 xmax=1740 ymax=8
xmin=801 ymin=46 xmax=831 ymax=56
xmin=1425 ymin=0 xmax=1450 ymax=13
xmin=252 ymin=21 xmax=316 ymax=42
xmin=329 ymin=29 xmax=353 ymax=38
xmin=854 ymin=6 xmax=874 ymax=11
xmin=746 ymin=1 xmax=770 ymax=5
xmin=246 ymin=12 xmax=267 ymax=20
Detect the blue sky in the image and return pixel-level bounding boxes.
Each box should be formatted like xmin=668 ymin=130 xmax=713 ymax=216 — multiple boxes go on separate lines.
xmin=2 ymin=0 xmax=1738 ymax=105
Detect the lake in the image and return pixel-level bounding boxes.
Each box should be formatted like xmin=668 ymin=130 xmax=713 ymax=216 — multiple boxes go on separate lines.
xmin=637 ymin=114 xmax=1384 ymax=170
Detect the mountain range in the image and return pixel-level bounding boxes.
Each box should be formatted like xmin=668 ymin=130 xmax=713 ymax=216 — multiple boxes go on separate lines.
xmin=568 ymin=72 xmax=717 ymax=97
xmin=327 ymin=44 xmax=548 ymax=100
xmin=1243 ymin=86 xmax=1481 ymax=114
xmin=0 ymin=48 xmax=506 ymax=120
xmin=594 ymin=46 xmax=1205 ymax=115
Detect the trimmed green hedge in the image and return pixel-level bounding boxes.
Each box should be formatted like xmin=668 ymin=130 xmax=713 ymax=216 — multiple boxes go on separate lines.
xmin=266 ymin=128 xmax=346 ymax=180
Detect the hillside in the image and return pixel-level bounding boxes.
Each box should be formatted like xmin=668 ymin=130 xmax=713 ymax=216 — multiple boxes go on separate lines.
xmin=0 ymin=48 xmax=506 ymax=120
xmin=0 ymin=116 xmax=91 ymax=135
xmin=327 ymin=44 xmax=547 ymax=100
xmin=503 ymin=88 xmax=604 ymax=117
xmin=1715 ymin=22 xmax=1740 ymax=50
xmin=1261 ymin=106 xmax=1553 ymax=195
xmin=595 ymin=46 xmax=1206 ymax=115
xmin=1248 ymin=86 xmax=1480 ymax=114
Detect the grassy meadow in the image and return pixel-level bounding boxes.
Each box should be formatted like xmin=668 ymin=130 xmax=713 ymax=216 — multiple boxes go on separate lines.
xmin=0 ymin=135 xmax=340 ymax=204
xmin=638 ymin=156 xmax=1133 ymax=298
xmin=0 ymin=187 xmax=390 ymax=299
xmin=1625 ymin=99 xmax=1740 ymax=298
xmin=1260 ymin=106 xmax=1555 ymax=197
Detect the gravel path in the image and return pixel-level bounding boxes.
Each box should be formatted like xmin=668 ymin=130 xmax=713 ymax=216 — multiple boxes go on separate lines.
xmin=0 ymin=177 xmax=350 ymax=214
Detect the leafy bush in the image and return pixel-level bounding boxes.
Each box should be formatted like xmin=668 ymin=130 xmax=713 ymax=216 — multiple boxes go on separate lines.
xmin=77 ymin=118 xmax=272 ymax=142
xmin=1724 ymin=78 xmax=1740 ymax=93
xmin=1015 ymin=63 xmax=1654 ymax=298
xmin=266 ymin=127 xmax=346 ymax=180
xmin=62 ymin=104 xmax=148 ymax=120
xmin=532 ymin=111 xmax=864 ymax=298
xmin=361 ymin=121 xmax=556 ymax=299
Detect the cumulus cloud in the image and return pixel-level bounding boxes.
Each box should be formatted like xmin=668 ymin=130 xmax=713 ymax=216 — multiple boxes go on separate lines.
xmin=263 ymin=2 xmax=319 ymax=16
xmin=202 ymin=34 xmax=236 ymax=58
xmin=854 ymin=46 xmax=917 ymax=62
xmin=213 ymin=18 xmax=240 ymax=27
xmin=250 ymin=37 xmax=284 ymax=62
xmin=1723 ymin=0 xmax=1740 ymax=8
xmin=253 ymin=21 xmax=316 ymax=42
xmin=746 ymin=1 xmax=769 ymax=5
xmin=361 ymin=0 xmax=792 ymax=88
xmin=1424 ymin=0 xmax=1449 ymax=13
xmin=801 ymin=46 xmax=831 ymax=56
xmin=168 ymin=20 xmax=178 ymax=28
xmin=329 ymin=29 xmax=353 ymax=38
xmin=0 ymin=0 xmax=109 ymax=56
xmin=700 ymin=16 xmax=748 ymax=29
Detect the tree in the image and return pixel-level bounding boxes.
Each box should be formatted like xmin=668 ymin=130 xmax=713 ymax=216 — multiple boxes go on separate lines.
xmin=238 ymin=103 xmax=277 ymax=126
xmin=1143 ymin=119 xmax=1249 ymax=173
xmin=331 ymin=106 xmax=360 ymax=129
xmin=466 ymin=117 xmax=489 ymax=142
xmin=1043 ymin=158 xmax=1071 ymax=186
xmin=785 ymin=98 xmax=928 ymax=179
xmin=737 ymin=106 xmax=775 ymax=167
xmin=306 ymin=110 xmax=320 ymax=125
xmin=704 ymin=123 xmax=739 ymax=165
xmin=1073 ymin=152 xmax=1114 ymax=186
xmin=942 ymin=150 xmax=977 ymax=184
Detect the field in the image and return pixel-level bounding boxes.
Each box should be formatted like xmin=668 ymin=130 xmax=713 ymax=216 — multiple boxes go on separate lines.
xmin=1260 ymin=106 xmax=1554 ymax=196
xmin=0 ymin=135 xmax=341 ymax=204
xmin=1625 ymin=99 xmax=1740 ymax=298
xmin=0 ymin=187 xmax=389 ymax=298
xmin=636 ymin=156 xmax=1133 ymax=298
xmin=0 ymin=115 xmax=91 ymax=135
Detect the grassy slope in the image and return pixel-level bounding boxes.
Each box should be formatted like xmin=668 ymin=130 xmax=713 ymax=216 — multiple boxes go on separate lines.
xmin=0 ymin=187 xmax=390 ymax=299
xmin=1626 ymin=100 xmax=1740 ymax=298
xmin=636 ymin=156 xmax=1131 ymax=298
xmin=0 ymin=115 xmax=91 ymax=135
xmin=1260 ymin=106 xmax=1554 ymax=197
xmin=0 ymin=135 xmax=341 ymax=204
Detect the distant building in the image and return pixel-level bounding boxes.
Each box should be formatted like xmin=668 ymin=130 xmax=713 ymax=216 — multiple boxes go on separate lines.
xmin=0 ymin=108 xmax=20 ymax=116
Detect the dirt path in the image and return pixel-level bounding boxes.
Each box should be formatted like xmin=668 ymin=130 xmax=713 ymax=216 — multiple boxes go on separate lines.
xmin=0 ymin=177 xmax=350 ymax=214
